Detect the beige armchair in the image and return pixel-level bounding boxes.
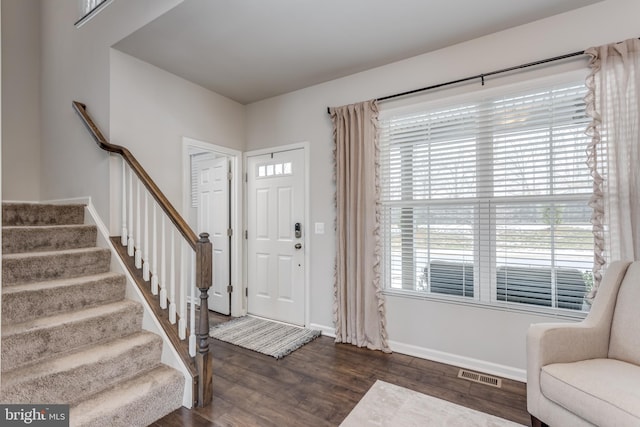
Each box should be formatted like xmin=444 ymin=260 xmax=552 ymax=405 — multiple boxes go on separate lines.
xmin=527 ymin=260 xmax=640 ymax=427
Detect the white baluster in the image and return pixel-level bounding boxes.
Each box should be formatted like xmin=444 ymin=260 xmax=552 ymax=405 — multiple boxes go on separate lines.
xmin=179 ymin=239 xmax=187 ymax=340
xmin=121 ymin=159 xmax=127 ymax=246
xmin=135 ymin=179 xmax=142 ymax=269
xmin=189 ymin=250 xmax=196 ymax=357
xmin=159 ymin=214 xmax=167 ymax=309
xmin=151 ymin=203 xmax=159 ymax=295
xmin=142 ymin=192 xmax=150 ymax=281
xmin=169 ymin=229 xmax=177 ymax=324
xmin=127 ymin=168 xmax=134 ymax=257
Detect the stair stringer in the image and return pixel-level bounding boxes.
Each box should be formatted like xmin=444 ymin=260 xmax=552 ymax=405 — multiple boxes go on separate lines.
xmin=47 ymin=197 xmax=194 ymax=409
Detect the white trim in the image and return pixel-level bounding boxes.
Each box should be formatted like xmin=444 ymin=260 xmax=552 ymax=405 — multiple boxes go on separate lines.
xmin=53 ymin=197 xmax=195 ymax=408
xmin=310 ymin=323 xmax=335 ymax=338
xmin=309 ymin=320 xmax=524 ymax=382
xmin=388 ymin=340 xmax=527 ymax=383
xmin=244 ymin=141 xmax=311 ymax=327
xmin=303 ymin=143 xmax=311 ymax=328
xmin=35 ymin=196 xmax=92 ymax=206
xmin=181 ymin=137 xmax=244 ymax=317
xmin=243 ymin=141 xmax=308 ymax=158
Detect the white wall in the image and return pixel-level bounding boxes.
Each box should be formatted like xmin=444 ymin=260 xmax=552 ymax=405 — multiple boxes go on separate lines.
xmin=109 ymin=50 xmax=244 ymax=230
xmin=1 ymin=0 xmax=41 ymax=201
xmin=39 ymin=0 xmax=183 ymax=220
xmin=245 ymin=0 xmax=640 ymax=378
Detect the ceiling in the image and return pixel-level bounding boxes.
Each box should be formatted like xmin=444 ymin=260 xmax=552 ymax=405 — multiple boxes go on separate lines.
xmin=114 ymin=0 xmax=601 ymax=105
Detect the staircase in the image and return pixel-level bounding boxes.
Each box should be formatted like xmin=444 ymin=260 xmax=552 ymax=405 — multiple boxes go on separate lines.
xmin=1 ymin=202 xmax=184 ymax=427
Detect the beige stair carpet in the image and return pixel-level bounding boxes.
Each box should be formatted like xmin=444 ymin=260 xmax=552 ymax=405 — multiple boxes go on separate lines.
xmin=0 ymin=202 xmax=184 ymax=427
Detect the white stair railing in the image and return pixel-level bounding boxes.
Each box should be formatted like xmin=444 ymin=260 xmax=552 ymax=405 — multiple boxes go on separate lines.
xmin=121 ymin=161 xmax=196 ymax=350
xmin=73 ymin=100 xmax=212 ymax=407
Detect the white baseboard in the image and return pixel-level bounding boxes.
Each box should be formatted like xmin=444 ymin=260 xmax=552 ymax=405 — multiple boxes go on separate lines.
xmin=43 ymin=196 xmax=92 ymax=205
xmin=310 ymin=323 xmax=335 ymax=337
xmin=388 ymin=340 xmax=526 ymax=383
xmin=310 ymin=321 xmax=525 ymax=382
xmin=3 ymin=199 xmax=47 ymax=204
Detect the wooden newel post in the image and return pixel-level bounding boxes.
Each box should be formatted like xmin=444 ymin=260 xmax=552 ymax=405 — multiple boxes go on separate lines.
xmin=195 ymin=232 xmax=213 ymax=407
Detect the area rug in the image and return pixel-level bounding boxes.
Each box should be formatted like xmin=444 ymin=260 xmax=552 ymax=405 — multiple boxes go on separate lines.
xmin=340 ymin=380 xmax=525 ymax=427
xmin=209 ymin=316 xmax=321 ymax=359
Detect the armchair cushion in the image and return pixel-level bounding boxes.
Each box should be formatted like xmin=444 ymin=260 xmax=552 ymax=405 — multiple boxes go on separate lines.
xmin=526 ymin=261 xmax=633 ymax=426
xmin=541 ymin=358 xmax=640 ymax=427
xmin=608 ymin=262 xmax=640 ymax=365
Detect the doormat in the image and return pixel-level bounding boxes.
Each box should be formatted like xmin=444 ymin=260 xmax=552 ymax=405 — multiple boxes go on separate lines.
xmin=209 ymin=316 xmax=321 ymax=359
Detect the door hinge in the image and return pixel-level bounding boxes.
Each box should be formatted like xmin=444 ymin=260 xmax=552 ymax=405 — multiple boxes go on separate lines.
xmin=227 ymin=228 xmax=233 ymax=237
xmin=245 ymin=288 xmax=248 ymax=297
xmin=227 ymin=171 xmax=232 ymax=181
xmin=227 ymin=285 xmax=233 ymax=293
xmin=245 ymin=230 xmax=248 ymax=239
xmin=245 ymin=173 xmax=248 ymax=183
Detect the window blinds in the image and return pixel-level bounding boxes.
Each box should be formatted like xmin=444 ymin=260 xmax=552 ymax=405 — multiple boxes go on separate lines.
xmin=379 ymin=80 xmax=592 ymax=311
xmin=81 ymin=0 xmax=107 ymax=16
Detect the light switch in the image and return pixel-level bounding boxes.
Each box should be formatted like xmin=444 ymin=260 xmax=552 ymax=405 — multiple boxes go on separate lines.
xmin=315 ymin=222 xmax=325 ymax=234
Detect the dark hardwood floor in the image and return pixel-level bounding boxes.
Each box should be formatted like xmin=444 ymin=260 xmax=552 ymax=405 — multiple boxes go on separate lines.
xmin=153 ymin=312 xmax=529 ymax=426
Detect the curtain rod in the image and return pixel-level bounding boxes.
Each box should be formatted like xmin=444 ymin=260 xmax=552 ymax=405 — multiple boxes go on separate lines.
xmin=326 ymin=49 xmax=585 ymax=114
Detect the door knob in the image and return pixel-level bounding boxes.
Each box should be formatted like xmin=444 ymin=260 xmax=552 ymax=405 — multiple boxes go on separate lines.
xmin=294 ymin=243 xmax=302 ymax=250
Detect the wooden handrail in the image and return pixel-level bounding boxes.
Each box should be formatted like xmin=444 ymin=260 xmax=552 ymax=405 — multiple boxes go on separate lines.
xmin=73 ymin=101 xmax=212 ymax=407
xmin=72 ymin=101 xmax=198 ymax=250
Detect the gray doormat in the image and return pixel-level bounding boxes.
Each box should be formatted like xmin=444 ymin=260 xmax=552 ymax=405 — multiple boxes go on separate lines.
xmin=209 ymin=316 xmax=321 ymax=359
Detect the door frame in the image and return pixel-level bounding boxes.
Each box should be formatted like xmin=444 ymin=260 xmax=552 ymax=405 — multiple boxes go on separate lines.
xmin=244 ymin=142 xmax=311 ymax=327
xmin=181 ymin=137 xmax=243 ymax=317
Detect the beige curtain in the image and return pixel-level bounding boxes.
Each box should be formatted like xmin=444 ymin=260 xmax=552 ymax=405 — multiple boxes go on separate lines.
xmin=586 ymin=38 xmax=640 ymax=296
xmin=330 ymin=100 xmax=390 ymax=352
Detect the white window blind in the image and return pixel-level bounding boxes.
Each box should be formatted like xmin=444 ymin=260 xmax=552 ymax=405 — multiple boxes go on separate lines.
xmin=76 ymin=0 xmax=112 ymax=27
xmin=380 ymin=79 xmax=593 ymax=312
xmin=190 ymin=152 xmax=216 ymax=208
xmin=80 ymin=0 xmax=107 ymax=16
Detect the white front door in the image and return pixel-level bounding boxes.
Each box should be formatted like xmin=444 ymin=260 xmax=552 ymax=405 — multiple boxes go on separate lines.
xmin=247 ymin=148 xmax=305 ymax=325
xmin=197 ymin=156 xmax=231 ymax=314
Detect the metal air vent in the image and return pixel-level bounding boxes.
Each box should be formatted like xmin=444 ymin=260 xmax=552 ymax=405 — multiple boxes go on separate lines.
xmin=457 ymin=369 xmax=502 ymax=388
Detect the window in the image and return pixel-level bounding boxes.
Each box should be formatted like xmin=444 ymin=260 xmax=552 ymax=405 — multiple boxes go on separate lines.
xmin=75 ymin=0 xmax=112 ymax=27
xmin=80 ymin=0 xmax=108 ymax=15
xmin=379 ymin=77 xmax=593 ymax=313
xmin=257 ymin=162 xmax=293 ymax=178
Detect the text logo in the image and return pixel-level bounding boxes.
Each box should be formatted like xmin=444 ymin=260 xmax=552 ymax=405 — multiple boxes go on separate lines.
xmin=0 ymin=405 xmax=69 ymax=427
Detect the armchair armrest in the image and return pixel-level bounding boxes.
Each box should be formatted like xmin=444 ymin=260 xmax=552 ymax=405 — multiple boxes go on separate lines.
xmin=527 ymin=321 xmax=609 ymax=414
xmin=526 ymin=261 xmax=632 ymax=416
xmin=528 ymin=321 xmax=609 ymax=372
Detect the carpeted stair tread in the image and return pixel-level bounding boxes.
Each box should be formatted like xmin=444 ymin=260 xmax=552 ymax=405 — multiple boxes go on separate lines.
xmin=1 ymin=300 xmax=143 ymax=372
xmin=69 ymin=365 xmax=184 ymax=427
xmin=0 ymin=202 xmax=184 ymax=424
xmin=2 ymin=224 xmax=97 ymax=254
xmin=2 ymin=272 xmax=126 ymax=325
xmin=2 ymin=247 xmax=111 ymax=286
xmin=0 ymin=331 xmax=163 ymax=405
xmin=2 ymin=203 xmax=85 ymax=226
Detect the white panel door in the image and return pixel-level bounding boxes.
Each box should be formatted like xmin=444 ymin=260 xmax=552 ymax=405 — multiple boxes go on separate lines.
xmin=247 ymin=149 xmax=305 ymax=325
xmin=197 ymin=156 xmax=231 ymax=314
